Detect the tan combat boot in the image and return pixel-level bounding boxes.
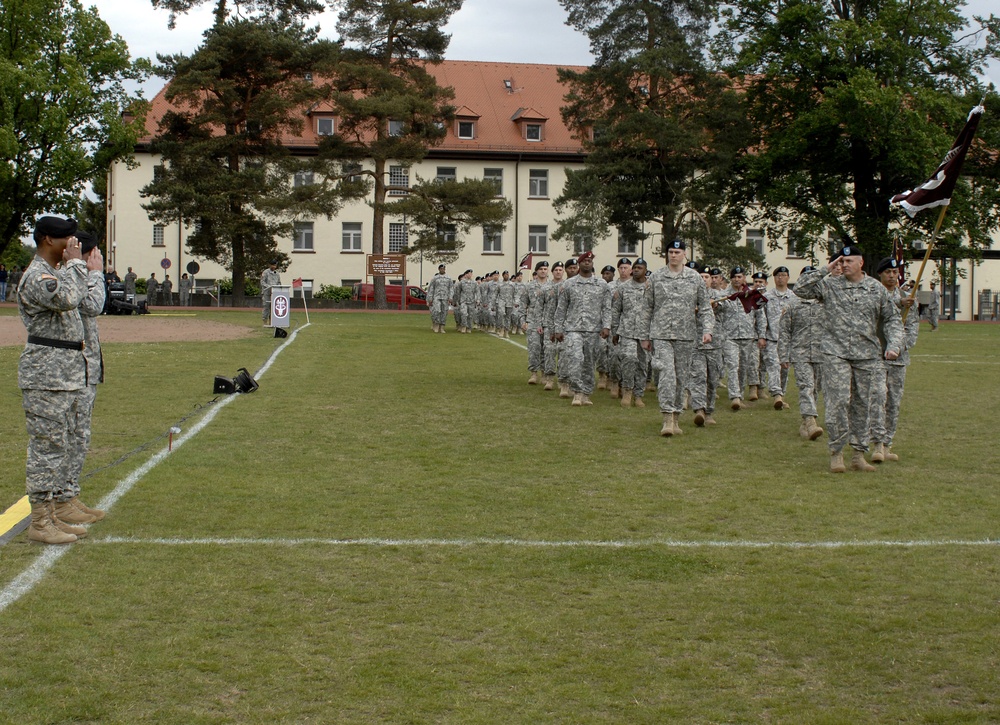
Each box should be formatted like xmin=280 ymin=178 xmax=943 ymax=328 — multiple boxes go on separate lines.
xmin=850 ymin=451 xmax=876 ymax=472
xmin=705 ymin=413 xmax=717 ymax=425
xmin=609 ymin=381 xmax=620 ymax=398
xmin=70 ymin=497 xmax=105 ymax=521
xmin=571 ymin=392 xmax=583 ymax=406
xmin=559 ymin=382 xmax=572 ymax=398
xmin=581 ymin=395 xmax=593 ymax=406
xmin=799 ymin=416 xmax=810 ymax=439
xmin=621 ymin=390 xmax=634 ymax=408
xmin=747 ymin=385 xmax=759 ymax=402
xmin=694 ymin=409 xmax=706 ymax=427
xmin=527 ymin=372 xmax=539 ymax=385
xmin=543 ymin=375 xmax=555 ymax=391
xmin=671 ymin=412 xmax=683 ymax=435
xmin=830 ymin=452 xmax=846 ymax=473
xmin=660 ymin=413 xmax=673 ymax=437
xmin=634 ymin=396 xmax=645 ymax=408
xmin=805 ymin=416 xmax=824 ymax=441
xmin=597 ymin=373 xmax=608 ymax=390
xmin=48 ymin=503 xmax=87 ymax=539
xmin=26 ymin=503 xmax=77 ymax=545
xmin=53 ymin=499 xmax=98 ymax=524
xmin=773 ymin=395 xmax=788 ymax=410
xmin=884 ymin=447 xmax=900 ymax=462
xmin=871 ymin=442 xmax=885 ymax=463
xmin=731 ymin=398 xmax=744 ymax=411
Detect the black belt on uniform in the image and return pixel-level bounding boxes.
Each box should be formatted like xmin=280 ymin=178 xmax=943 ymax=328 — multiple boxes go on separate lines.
xmin=27 ymin=335 xmax=85 ymax=351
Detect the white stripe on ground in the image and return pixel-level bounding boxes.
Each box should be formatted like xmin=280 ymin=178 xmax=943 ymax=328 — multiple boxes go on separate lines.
xmin=90 ymin=535 xmax=1000 ymax=549
xmin=0 ymin=324 xmax=309 ymax=615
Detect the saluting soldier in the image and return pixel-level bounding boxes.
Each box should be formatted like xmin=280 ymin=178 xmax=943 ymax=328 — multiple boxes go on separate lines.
xmin=18 ymin=217 xmax=105 ymax=544
xmin=795 ymin=247 xmax=903 ymax=473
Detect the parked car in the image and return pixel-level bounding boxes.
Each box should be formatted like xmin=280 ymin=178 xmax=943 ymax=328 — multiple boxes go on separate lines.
xmin=351 ymin=282 xmax=428 ymax=308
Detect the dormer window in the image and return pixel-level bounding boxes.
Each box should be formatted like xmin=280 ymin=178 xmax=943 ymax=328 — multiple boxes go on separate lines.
xmin=454 ymin=106 xmax=481 ymax=141
xmin=458 ymin=120 xmax=475 ymax=139
xmin=511 ymin=107 xmax=548 ymax=143
xmin=389 ymin=120 xmax=405 ymax=137
xmin=525 ymin=123 xmax=542 ymax=142
xmin=316 ymin=117 xmax=334 ymax=136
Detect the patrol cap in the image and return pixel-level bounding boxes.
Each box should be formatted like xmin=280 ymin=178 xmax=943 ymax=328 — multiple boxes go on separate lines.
xmin=774 ymin=266 xmax=789 ymax=275
xmin=601 ymin=265 xmax=615 ymax=274
xmin=633 ymin=257 xmax=648 ymax=267
xmin=577 ymin=251 xmax=594 ymax=263
xmin=76 ymin=230 xmax=99 ymax=254
xmin=617 ymin=257 xmax=632 ymax=267
xmin=34 ymin=216 xmax=77 ymax=241
xmin=565 ymin=257 xmax=578 ymax=267
xmin=875 ymin=257 xmax=901 ymax=274
xmin=752 ymin=271 xmax=767 ymax=280
xmin=730 ymin=265 xmax=745 ymax=277
xmin=668 ymin=239 xmax=686 ymax=251
xmin=534 ymin=260 xmax=549 ymax=271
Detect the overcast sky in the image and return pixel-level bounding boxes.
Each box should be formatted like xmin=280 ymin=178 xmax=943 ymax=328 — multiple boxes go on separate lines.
xmin=88 ymin=0 xmax=996 ymax=94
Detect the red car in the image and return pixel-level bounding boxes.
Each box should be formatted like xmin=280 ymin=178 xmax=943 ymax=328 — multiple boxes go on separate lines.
xmin=351 ymin=283 xmax=428 ymax=308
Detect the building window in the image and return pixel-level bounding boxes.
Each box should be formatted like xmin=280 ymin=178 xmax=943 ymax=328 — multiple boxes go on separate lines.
xmin=152 ymin=224 xmax=165 ymax=247
xmin=293 ymin=222 xmax=314 ymax=251
xmin=293 ymin=171 xmax=314 ymax=187
xmin=342 ymin=222 xmax=362 ymax=252
xmin=343 ymin=163 xmax=363 ymax=184
xmin=439 ymin=224 xmax=457 ymax=250
xmin=457 ymin=120 xmax=475 ymax=139
xmin=153 ymin=165 xmax=165 ymax=182
xmin=786 ymin=229 xmax=808 ymax=258
xmin=388 ymin=119 xmax=405 ymax=137
xmin=388 ymin=165 xmax=409 ymax=196
xmin=528 ymin=225 xmax=548 ymax=253
xmin=617 ymin=230 xmax=638 ymax=255
xmin=528 ymin=169 xmax=548 ymax=198
xmin=342 ymin=278 xmax=361 ymax=287
xmin=388 ymin=222 xmax=408 ymax=252
xmin=316 ymin=117 xmax=334 ymax=136
xmin=436 ymin=167 xmax=457 ymax=182
xmin=483 ymin=226 xmax=502 ymax=253
xmin=573 ymin=234 xmax=593 ymax=256
xmin=747 ymin=228 xmax=764 ymax=255
xmin=484 ymin=168 xmax=503 ymax=196
xmin=525 ymin=123 xmax=543 ymax=142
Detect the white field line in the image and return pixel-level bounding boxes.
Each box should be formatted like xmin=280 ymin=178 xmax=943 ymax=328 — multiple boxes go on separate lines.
xmin=90 ymin=535 xmax=1000 ymax=549
xmin=0 ymin=324 xmax=310 ymax=615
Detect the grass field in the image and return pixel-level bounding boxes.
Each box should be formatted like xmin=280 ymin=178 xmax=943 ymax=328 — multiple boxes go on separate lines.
xmin=2 ymin=308 xmax=1000 ymax=723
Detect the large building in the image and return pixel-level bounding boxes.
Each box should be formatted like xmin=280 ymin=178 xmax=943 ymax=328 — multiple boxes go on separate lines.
xmin=105 ymin=60 xmax=1000 ymax=320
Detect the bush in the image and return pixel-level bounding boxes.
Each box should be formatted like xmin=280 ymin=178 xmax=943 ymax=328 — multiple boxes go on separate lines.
xmin=218 ymin=278 xmax=261 ymax=296
xmin=313 ymin=284 xmax=352 ymax=302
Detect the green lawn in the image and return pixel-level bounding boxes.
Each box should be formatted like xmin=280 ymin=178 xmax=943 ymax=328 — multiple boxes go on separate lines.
xmin=2 ymin=310 xmax=999 ymax=723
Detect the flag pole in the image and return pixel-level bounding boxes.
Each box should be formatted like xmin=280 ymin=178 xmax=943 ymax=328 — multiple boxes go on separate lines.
xmin=902 ymin=205 xmax=948 ymax=323
xmin=301 ymin=286 xmax=310 ymax=325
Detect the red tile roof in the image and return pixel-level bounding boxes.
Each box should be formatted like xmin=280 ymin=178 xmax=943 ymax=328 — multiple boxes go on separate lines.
xmin=139 ymin=60 xmax=589 ymax=157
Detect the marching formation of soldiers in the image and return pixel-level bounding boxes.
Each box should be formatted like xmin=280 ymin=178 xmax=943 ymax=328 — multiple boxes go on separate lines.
xmin=430 ymin=242 xmax=919 ymax=473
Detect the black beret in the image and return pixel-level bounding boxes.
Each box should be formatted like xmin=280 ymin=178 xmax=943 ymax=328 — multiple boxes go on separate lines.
xmin=601 ymin=265 xmax=616 ymax=274
xmin=752 ymin=271 xmax=767 ymax=280
xmin=34 ymin=216 xmax=77 ymax=241
xmin=709 ymin=267 xmax=722 ymax=276
xmin=552 ymin=261 xmax=564 ymax=269
xmin=731 ymin=266 xmax=745 ymax=276
xmin=534 ymin=260 xmax=549 ymax=270
xmin=565 ymin=258 xmax=578 ymax=266
xmin=875 ymin=257 xmax=901 ymax=274
xmin=617 ymin=258 xmax=632 ymax=266
xmin=633 ymin=257 xmax=648 ymax=266
xmin=76 ymin=230 xmax=99 ymax=254
xmin=774 ymin=266 xmax=789 ymax=275
xmin=685 ymin=261 xmax=699 ymax=270
xmin=839 ymin=245 xmax=863 ymax=258
xmin=800 ymin=265 xmax=816 ymax=275
xmin=668 ymin=239 xmax=686 ymax=250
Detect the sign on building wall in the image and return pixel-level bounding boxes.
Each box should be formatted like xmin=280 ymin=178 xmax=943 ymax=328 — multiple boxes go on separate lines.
xmin=367 ymin=254 xmax=407 ymax=277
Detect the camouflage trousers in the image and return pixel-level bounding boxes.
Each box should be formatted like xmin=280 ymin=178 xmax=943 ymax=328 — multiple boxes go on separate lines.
xmin=617 ymin=337 xmax=648 ymax=397
xmin=543 ymin=328 xmax=558 ymax=376
xmin=259 ymin=289 xmax=269 ymax=321
xmin=689 ymin=347 xmax=723 ymax=414
xmin=458 ymin=301 xmax=475 ymax=329
xmin=430 ymin=298 xmax=449 ymax=326
xmin=723 ymin=338 xmax=759 ymax=398
xmin=651 ymin=339 xmax=695 ymax=413
xmin=510 ymin=306 xmax=524 ymax=331
xmin=597 ymin=335 xmax=611 ymax=375
xmin=791 ymin=361 xmax=822 ymax=417
xmin=870 ymin=363 xmax=908 ymax=446
xmin=564 ymin=331 xmax=601 ymax=395
xmin=527 ymin=327 xmax=545 ymax=372
xmin=823 ymin=357 xmax=880 ymax=454
xmin=498 ymin=305 xmax=513 ymax=330
xmin=22 ymin=388 xmax=88 ymax=503
xmin=760 ymin=341 xmax=783 ymax=396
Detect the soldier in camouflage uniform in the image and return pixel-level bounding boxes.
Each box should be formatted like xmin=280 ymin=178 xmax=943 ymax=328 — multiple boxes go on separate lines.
xmin=611 ymin=258 xmax=648 ymax=408
xmin=260 ymin=260 xmax=280 ymax=324
xmin=425 ymin=264 xmax=452 ymax=333
xmin=927 ymin=282 xmax=940 ymax=331
xmin=146 ymin=272 xmax=158 ymax=306
xmin=546 ymin=258 xmax=578 ymax=397
xmin=540 ymin=261 xmax=564 ymax=389
xmin=19 ymin=217 xmax=106 ymax=544
xmin=523 ymin=261 xmax=550 ymax=384
xmin=779 ymin=266 xmax=826 ymax=441
xmin=756 ymin=268 xmax=796 ymax=409
xmin=449 ymin=271 xmax=464 ymax=332
xmin=870 ymin=257 xmax=920 ymax=463
xmin=458 ymin=270 xmax=476 ymax=333
xmin=496 ymin=270 xmax=516 ymax=338
xmin=720 ymin=267 xmax=761 ymax=409
xmin=690 ymin=266 xmax=727 ymax=426
xmin=638 ymin=240 xmax=714 ymax=436
xmin=511 ymin=270 xmax=526 ymax=334
xmin=474 ymin=276 xmax=488 ymax=329
xmin=795 ymin=247 xmax=903 ymax=473
xmin=554 ymin=251 xmax=611 ymax=406
xmin=596 ymin=265 xmax=617 ymax=391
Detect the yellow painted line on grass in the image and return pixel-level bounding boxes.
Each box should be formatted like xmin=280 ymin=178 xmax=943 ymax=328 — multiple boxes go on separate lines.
xmin=0 ymin=496 xmax=29 ymax=537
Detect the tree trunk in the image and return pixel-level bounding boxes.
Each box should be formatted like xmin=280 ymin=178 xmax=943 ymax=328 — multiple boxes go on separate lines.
xmin=372 ymin=157 xmax=388 ymax=310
